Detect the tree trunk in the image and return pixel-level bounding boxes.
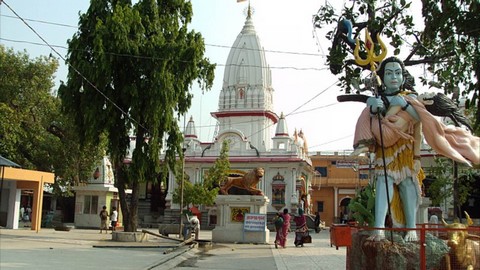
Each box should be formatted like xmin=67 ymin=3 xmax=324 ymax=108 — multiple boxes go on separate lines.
xmin=115 ymin=161 xmax=139 ymax=232
xmin=127 ymin=179 xmax=139 ymax=232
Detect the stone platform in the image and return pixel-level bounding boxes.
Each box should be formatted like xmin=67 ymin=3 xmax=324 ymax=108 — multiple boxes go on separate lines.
xmin=212 ymin=195 xmax=269 ymax=243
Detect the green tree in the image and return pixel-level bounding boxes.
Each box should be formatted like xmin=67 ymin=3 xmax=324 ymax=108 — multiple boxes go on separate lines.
xmin=172 ymin=140 xmax=230 ymax=208
xmin=0 ymin=45 xmax=58 ymax=168
xmin=427 ymin=157 xmax=479 ymax=214
xmin=58 ymin=0 xmax=215 ymax=231
xmin=0 ymin=45 xmax=101 ymax=199
xmin=204 ymin=140 xmax=231 ymax=190
xmin=313 ymin=0 xmax=479 ymax=128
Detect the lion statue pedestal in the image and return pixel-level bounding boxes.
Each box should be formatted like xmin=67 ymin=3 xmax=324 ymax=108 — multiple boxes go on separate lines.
xmin=212 ymin=195 xmax=270 ymax=244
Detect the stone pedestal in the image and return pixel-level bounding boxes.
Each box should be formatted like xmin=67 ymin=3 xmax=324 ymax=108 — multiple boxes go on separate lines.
xmin=112 ymin=231 xmax=147 ymax=242
xmin=212 ymin=195 xmax=269 ymax=243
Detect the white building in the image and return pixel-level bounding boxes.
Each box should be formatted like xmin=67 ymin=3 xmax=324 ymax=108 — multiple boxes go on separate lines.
xmin=164 ymin=7 xmax=313 ymax=224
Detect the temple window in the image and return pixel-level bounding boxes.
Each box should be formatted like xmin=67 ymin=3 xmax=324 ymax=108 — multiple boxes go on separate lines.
xmin=271 ymin=172 xmax=286 ymax=211
xmin=83 ymin=195 xmax=99 ymax=215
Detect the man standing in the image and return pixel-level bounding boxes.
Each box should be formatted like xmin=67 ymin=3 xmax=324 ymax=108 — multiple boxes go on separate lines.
xmin=99 ymin=206 xmax=109 ymax=233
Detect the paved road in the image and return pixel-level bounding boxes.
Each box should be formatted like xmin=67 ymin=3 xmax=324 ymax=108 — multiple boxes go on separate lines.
xmin=0 ymin=227 xmax=347 ymax=270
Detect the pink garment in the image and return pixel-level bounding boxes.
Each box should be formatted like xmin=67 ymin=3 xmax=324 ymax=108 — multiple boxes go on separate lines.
xmin=279 ymin=213 xmax=290 ymax=248
xmin=275 ymin=227 xmax=283 ymax=246
xmin=294 ymin=215 xmax=307 ymax=229
xmin=354 ymin=108 xmax=415 ymax=148
xmin=353 ymin=96 xmax=480 ymax=166
xmin=407 ymin=96 xmax=480 ymax=166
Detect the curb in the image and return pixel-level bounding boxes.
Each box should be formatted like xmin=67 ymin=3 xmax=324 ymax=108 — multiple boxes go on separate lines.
xmin=143 ymin=243 xmax=199 ymax=270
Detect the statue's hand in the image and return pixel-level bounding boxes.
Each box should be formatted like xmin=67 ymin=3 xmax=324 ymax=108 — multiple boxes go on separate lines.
xmin=367 ymin=97 xmax=384 ymax=114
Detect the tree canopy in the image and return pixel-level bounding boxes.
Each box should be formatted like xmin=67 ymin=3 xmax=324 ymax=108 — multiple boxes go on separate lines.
xmin=0 ymin=45 xmax=101 ymax=197
xmin=172 ymin=140 xmax=230 ymax=209
xmin=313 ymin=0 xmax=479 ymax=129
xmin=58 ymin=0 xmax=215 ymax=231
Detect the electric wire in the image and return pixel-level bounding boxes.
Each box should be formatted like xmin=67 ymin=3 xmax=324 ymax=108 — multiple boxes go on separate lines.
xmin=2 ymin=4 xmax=353 ymax=150
xmin=243 ymin=80 xmax=339 ymax=142
xmin=0 ymin=37 xmax=327 ymax=71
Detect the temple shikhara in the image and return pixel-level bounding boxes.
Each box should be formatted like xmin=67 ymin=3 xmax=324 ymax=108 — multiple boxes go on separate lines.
xmin=163 ymin=6 xmax=313 ymax=226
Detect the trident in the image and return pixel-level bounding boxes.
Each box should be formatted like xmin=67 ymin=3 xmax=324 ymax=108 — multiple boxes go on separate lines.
xmin=353 ymin=29 xmax=394 ymax=241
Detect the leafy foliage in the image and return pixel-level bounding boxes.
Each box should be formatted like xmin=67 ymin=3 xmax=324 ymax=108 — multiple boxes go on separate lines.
xmin=348 ymin=183 xmax=376 ymax=227
xmin=58 ymin=0 xmax=215 ymax=231
xmin=172 ymin=140 xmax=230 ymax=208
xmin=427 ymin=157 xmax=479 ymax=209
xmin=313 ymin=0 xmax=479 ymax=129
xmin=204 ymin=140 xmax=231 ymax=190
xmin=0 ymin=45 xmax=102 ymax=197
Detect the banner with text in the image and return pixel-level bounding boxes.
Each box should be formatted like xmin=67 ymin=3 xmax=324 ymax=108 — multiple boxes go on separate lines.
xmin=243 ymin=213 xmax=266 ymax=232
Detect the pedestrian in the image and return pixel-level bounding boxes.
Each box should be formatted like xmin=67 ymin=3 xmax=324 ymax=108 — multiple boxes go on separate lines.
xmin=293 ymin=208 xmax=309 ymax=247
xmin=99 ymin=206 xmax=109 ymax=233
xmin=314 ymin=211 xmax=321 ymax=233
xmin=273 ymin=212 xmax=284 ymax=249
xmin=110 ymin=207 xmax=118 ymax=232
xmin=20 ymin=205 xmax=25 ymax=222
xmin=26 ymin=205 xmax=32 ymax=221
xmin=278 ymin=208 xmax=290 ymax=248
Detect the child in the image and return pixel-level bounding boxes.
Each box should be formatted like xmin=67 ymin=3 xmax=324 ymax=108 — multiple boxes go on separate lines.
xmin=99 ymin=206 xmax=109 ymax=233
xmin=110 ymin=207 xmax=118 ymax=232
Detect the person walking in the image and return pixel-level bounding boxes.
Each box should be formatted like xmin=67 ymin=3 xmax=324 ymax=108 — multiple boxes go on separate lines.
xmin=314 ymin=211 xmax=321 ymax=233
xmin=293 ymin=208 xmax=309 ymax=247
xmin=273 ymin=212 xmax=284 ymax=249
xmin=278 ymin=208 xmax=290 ymax=248
xmin=110 ymin=207 xmax=118 ymax=233
xmin=99 ymin=206 xmax=109 ymax=233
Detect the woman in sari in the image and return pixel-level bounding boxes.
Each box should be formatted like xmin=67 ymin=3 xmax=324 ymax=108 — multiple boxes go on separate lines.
xmin=278 ymin=208 xmax=290 ymax=248
xmin=273 ymin=213 xmax=283 ymax=249
xmin=294 ymin=208 xmax=309 ymax=247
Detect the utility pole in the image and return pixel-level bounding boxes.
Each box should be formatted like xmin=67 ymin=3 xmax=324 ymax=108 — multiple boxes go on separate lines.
xmin=179 ymin=114 xmax=186 ymax=239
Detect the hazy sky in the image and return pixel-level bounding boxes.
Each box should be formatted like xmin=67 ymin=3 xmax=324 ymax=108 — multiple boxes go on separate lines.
xmin=1 ymin=0 xmax=428 ymax=152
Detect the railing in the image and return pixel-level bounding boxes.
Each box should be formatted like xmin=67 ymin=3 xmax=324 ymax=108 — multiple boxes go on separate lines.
xmin=342 ymin=224 xmax=480 ymax=270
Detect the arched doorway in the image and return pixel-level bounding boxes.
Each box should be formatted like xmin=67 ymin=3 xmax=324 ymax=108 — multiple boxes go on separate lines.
xmin=339 ymin=197 xmax=351 ymax=224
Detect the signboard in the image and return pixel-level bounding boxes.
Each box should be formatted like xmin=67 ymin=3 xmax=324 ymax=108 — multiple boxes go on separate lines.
xmin=243 ymin=213 xmax=266 ymax=232
xmin=336 ymin=160 xmax=357 ymax=168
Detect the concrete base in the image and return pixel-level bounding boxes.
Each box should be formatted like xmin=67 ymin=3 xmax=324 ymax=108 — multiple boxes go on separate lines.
xmin=212 ymin=195 xmax=269 ymax=244
xmin=158 ymin=224 xmax=181 ymax=237
xmin=112 ymin=231 xmax=147 ymax=242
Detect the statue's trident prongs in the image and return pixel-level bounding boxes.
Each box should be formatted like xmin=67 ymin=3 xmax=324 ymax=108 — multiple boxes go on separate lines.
xmin=354 ymin=28 xmax=387 ymax=73
xmin=354 ymin=29 xmax=394 ymax=242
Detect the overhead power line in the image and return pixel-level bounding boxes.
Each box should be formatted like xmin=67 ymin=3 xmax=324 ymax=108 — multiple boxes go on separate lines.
xmin=1 ymin=13 xmax=328 ymax=58
xmin=1 ymin=37 xmax=328 ymax=71
xmin=2 ymin=3 xmax=346 ymax=149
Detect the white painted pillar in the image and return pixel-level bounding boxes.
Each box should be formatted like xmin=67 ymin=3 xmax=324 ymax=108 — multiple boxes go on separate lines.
xmin=7 ymin=182 xmax=21 ymax=229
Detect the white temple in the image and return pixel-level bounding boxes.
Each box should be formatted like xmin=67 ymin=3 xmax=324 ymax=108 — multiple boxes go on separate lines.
xmin=165 ymin=6 xmax=313 ymax=223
